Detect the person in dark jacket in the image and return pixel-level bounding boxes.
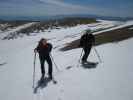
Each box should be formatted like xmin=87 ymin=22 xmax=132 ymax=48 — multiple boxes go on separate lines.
xmin=79 ymin=30 xmax=95 ymax=63
xmin=34 ymin=38 xmax=53 ymax=79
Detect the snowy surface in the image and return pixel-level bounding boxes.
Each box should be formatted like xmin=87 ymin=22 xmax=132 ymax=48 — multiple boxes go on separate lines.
xmin=94 ymin=20 xmax=133 ymax=35
xmin=0 ymin=20 xmax=133 ymax=100
xmin=0 ymin=22 xmax=37 ymax=39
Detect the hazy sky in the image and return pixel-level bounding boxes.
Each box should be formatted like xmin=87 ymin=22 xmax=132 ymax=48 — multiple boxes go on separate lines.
xmin=0 ymin=0 xmax=133 ymax=17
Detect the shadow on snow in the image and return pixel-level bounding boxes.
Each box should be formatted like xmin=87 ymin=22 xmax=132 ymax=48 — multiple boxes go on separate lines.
xmin=33 ymin=77 xmax=52 ymax=94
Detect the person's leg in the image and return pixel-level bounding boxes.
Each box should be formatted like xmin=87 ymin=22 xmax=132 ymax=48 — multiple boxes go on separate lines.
xmin=82 ymin=47 xmax=91 ymax=62
xmin=82 ymin=48 xmax=87 ymax=62
xmin=39 ymin=56 xmax=45 ymax=78
xmin=46 ymin=56 xmax=53 ymax=79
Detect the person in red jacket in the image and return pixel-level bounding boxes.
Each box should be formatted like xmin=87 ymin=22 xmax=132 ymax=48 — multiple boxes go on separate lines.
xmin=34 ymin=38 xmax=53 ymax=79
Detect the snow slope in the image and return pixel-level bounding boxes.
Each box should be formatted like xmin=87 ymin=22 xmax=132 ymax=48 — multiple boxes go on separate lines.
xmin=0 ymin=22 xmax=37 ymax=39
xmin=94 ymin=20 xmax=133 ymax=35
xmin=0 ymin=20 xmax=133 ymax=100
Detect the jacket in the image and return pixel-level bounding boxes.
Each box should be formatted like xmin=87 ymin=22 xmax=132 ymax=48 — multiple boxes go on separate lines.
xmin=80 ymin=33 xmax=95 ymax=47
xmin=36 ymin=42 xmax=52 ymax=56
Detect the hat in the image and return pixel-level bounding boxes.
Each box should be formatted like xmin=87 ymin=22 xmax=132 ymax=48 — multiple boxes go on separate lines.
xmin=86 ymin=29 xmax=91 ymax=34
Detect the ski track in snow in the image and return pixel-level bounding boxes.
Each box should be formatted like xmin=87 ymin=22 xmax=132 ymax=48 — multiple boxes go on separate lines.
xmin=0 ymin=20 xmax=133 ymax=100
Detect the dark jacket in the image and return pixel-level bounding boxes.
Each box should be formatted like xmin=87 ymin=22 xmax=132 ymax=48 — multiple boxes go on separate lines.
xmin=36 ymin=42 xmax=52 ymax=57
xmin=80 ymin=33 xmax=95 ymax=47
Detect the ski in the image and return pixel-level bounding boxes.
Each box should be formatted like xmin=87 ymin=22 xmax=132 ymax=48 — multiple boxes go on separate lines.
xmin=80 ymin=61 xmax=99 ymax=69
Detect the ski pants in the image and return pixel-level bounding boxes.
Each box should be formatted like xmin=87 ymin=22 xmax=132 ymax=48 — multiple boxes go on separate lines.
xmin=82 ymin=46 xmax=92 ymax=62
xmin=39 ymin=55 xmax=52 ymax=77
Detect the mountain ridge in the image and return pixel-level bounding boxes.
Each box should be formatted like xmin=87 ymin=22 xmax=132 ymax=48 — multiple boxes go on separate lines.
xmin=0 ymin=14 xmax=133 ymax=21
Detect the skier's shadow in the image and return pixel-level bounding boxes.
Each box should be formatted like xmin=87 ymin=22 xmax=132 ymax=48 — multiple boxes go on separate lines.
xmin=34 ymin=77 xmax=51 ymax=94
xmin=81 ymin=62 xmax=98 ymax=69
xmin=0 ymin=62 xmax=7 ymax=66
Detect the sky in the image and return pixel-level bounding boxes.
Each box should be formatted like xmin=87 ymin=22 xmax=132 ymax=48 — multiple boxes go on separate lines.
xmin=0 ymin=0 xmax=133 ymax=18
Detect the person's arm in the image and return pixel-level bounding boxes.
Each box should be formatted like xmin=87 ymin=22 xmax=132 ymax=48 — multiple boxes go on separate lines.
xmin=79 ymin=35 xmax=85 ymax=47
xmin=92 ymin=35 xmax=95 ymax=45
xmin=34 ymin=44 xmax=39 ymax=53
xmin=48 ymin=43 xmax=53 ymax=53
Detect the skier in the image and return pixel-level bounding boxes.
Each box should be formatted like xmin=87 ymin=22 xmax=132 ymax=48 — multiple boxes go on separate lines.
xmin=79 ymin=30 xmax=95 ymax=63
xmin=34 ymin=38 xmax=53 ymax=79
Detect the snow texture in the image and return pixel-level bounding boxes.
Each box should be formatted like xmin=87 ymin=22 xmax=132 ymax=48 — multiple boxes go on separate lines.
xmin=0 ymin=20 xmax=133 ymax=100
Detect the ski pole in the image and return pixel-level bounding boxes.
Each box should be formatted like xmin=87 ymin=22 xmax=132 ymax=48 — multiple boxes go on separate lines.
xmin=93 ymin=47 xmax=102 ymax=63
xmin=32 ymin=52 xmax=37 ymax=88
xmin=79 ymin=48 xmax=84 ymax=63
xmin=77 ymin=48 xmax=84 ymax=67
xmin=50 ymin=54 xmax=60 ymax=72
